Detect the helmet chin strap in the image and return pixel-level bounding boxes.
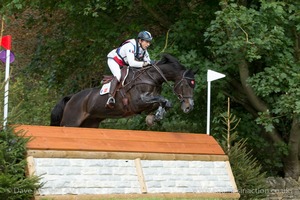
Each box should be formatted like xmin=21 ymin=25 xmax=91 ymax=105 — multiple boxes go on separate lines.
xmin=139 ymin=39 xmax=147 ymax=50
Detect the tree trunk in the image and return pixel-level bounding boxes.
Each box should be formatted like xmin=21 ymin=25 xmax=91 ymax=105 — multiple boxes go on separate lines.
xmin=284 ymin=116 xmax=300 ymax=179
xmin=238 ymin=59 xmax=283 ymax=143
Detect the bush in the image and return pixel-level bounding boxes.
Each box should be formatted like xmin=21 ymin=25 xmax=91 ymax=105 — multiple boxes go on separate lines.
xmin=216 ymin=110 xmax=268 ymax=199
xmin=226 ymin=139 xmax=268 ymax=199
xmin=0 ymin=126 xmax=42 ymax=200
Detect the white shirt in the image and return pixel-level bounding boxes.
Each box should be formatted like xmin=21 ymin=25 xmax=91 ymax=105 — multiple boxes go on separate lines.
xmin=107 ymin=39 xmax=151 ymax=68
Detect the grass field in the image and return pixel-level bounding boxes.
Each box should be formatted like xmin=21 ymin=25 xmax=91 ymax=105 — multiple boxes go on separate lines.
xmin=38 ymin=197 xmax=236 ymax=200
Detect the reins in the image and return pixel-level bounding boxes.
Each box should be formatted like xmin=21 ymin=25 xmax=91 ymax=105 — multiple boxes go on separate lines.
xmin=151 ymin=63 xmax=191 ymax=102
xmin=122 ymin=63 xmax=191 ymax=102
xmin=151 ymin=63 xmax=173 ymax=89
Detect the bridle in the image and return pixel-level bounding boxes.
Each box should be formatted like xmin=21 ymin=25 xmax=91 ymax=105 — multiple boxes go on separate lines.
xmin=123 ymin=63 xmax=194 ymax=102
xmin=173 ymin=70 xmax=194 ymax=101
xmin=152 ymin=64 xmax=194 ymax=102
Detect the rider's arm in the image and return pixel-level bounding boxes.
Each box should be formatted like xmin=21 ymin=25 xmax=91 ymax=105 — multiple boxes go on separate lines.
xmin=123 ymin=43 xmax=144 ymax=68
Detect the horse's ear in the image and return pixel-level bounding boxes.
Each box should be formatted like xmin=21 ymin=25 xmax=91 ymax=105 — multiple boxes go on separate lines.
xmin=157 ymin=55 xmax=167 ymax=65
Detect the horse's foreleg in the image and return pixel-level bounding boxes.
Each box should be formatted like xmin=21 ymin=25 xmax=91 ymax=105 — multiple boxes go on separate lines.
xmin=154 ymin=106 xmax=166 ymax=121
xmin=145 ymin=106 xmax=166 ymax=126
xmin=141 ymin=93 xmax=172 ymax=126
xmin=140 ymin=93 xmax=172 ymax=108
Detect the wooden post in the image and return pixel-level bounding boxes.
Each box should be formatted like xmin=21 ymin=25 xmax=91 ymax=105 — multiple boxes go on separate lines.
xmin=134 ymin=158 xmax=147 ymax=194
xmin=26 ymin=156 xmax=36 ymax=176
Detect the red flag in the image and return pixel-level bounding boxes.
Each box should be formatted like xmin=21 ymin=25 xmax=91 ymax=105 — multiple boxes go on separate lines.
xmin=1 ymin=35 xmax=12 ymax=50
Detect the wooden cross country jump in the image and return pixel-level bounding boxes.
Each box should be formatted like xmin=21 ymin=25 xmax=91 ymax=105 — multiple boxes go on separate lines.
xmin=15 ymin=125 xmax=240 ymax=200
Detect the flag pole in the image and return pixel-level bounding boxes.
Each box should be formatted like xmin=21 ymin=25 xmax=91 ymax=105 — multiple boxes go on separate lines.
xmin=206 ymin=70 xmax=226 ymax=135
xmin=1 ymin=35 xmax=12 ymax=129
xmin=206 ymin=80 xmax=212 ymax=135
xmin=3 ymin=49 xmax=10 ymax=129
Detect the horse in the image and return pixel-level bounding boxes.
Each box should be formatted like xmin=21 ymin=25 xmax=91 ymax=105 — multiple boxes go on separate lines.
xmin=50 ymin=53 xmax=197 ymax=128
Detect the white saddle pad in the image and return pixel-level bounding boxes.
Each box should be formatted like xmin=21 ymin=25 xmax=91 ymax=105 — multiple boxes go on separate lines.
xmin=99 ymin=82 xmax=111 ymax=95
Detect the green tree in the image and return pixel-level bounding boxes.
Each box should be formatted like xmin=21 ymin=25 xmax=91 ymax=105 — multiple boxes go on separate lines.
xmin=217 ymin=106 xmax=268 ymax=199
xmin=205 ymin=0 xmax=300 ymax=178
xmin=3 ymin=0 xmax=300 ymax=181
xmin=1 ymin=0 xmax=218 ymax=129
xmin=0 ymin=125 xmax=42 ymax=199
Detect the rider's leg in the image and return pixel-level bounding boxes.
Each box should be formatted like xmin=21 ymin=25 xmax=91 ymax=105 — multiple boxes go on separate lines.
xmin=107 ymin=59 xmax=121 ymax=106
xmin=107 ymin=77 xmax=118 ymax=105
xmin=108 ymin=58 xmax=121 ymax=81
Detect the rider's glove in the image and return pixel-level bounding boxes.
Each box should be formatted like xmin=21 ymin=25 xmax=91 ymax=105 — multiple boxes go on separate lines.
xmin=143 ymin=61 xmax=151 ymax=67
xmin=150 ymin=60 xmax=156 ymax=65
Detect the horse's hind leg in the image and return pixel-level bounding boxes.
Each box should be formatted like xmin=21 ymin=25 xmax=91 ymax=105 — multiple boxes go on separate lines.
xmin=60 ymin=106 xmax=90 ymax=127
xmin=80 ymin=118 xmax=104 ymax=128
xmin=60 ymin=113 xmax=85 ymax=127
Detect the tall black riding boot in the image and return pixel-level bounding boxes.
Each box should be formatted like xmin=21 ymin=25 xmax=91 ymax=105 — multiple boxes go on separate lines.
xmin=106 ymin=77 xmax=118 ymax=107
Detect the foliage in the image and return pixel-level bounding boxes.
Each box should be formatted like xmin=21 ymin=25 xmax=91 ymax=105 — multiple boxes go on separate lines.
xmin=228 ymin=139 xmax=268 ymax=199
xmin=216 ymin=109 xmax=268 ymax=199
xmin=0 ymin=126 xmax=42 ymax=200
xmin=1 ymin=0 xmax=300 ymax=179
xmin=9 ymin=76 xmax=57 ymax=125
xmin=0 ymin=74 xmax=42 ymax=199
xmin=204 ymin=0 xmax=300 ymax=177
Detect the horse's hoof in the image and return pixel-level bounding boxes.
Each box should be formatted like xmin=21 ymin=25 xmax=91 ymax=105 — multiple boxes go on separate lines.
xmin=146 ymin=115 xmax=155 ymax=126
xmin=165 ymin=101 xmax=172 ymax=108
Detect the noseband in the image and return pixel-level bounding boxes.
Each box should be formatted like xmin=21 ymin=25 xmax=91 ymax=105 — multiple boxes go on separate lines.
xmin=173 ymin=70 xmax=194 ymax=102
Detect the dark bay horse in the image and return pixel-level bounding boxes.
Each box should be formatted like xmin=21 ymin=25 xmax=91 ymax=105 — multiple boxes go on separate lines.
xmin=50 ymin=53 xmax=196 ymax=128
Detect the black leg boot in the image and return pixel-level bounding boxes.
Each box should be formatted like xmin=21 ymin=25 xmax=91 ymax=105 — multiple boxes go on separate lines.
xmin=106 ymin=77 xmax=118 ymax=108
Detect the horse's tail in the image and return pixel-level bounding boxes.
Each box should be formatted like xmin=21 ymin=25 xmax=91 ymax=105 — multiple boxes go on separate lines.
xmin=50 ymin=95 xmax=73 ymax=126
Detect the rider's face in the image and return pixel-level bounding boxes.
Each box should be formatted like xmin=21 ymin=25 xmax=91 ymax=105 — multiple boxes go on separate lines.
xmin=139 ymin=39 xmax=151 ymax=50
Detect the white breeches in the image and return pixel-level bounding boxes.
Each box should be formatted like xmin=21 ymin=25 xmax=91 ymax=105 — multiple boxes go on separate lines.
xmin=107 ymin=58 xmax=121 ymax=81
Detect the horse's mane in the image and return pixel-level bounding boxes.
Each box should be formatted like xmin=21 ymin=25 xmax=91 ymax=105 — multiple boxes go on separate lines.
xmin=157 ymin=53 xmax=185 ymax=70
xmin=156 ymin=53 xmax=196 ymax=80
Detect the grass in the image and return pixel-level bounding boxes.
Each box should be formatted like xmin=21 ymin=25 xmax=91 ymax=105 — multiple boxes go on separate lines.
xmin=39 ymin=198 xmax=235 ymax=200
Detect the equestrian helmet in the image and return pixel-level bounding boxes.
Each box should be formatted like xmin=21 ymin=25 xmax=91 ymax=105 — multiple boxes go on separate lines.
xmin=137 ymin=31 xmax=153 ymax=42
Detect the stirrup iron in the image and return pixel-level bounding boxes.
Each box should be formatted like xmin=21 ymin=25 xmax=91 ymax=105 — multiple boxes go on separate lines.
xmin=106 ymin=96 xmax=115 ymax=105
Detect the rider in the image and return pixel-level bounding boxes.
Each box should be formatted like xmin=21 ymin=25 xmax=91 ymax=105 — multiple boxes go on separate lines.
xmin=106 ymin=30 xmax=154 ymax=107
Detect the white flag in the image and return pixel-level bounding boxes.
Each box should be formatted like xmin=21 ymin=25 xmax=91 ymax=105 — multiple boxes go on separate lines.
xmin=207 ymin=70 xmax=226 ymax=82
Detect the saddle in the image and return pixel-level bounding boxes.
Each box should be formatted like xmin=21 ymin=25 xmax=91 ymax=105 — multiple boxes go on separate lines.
xmin=101 ymin=66 xmax=129 ymax=85
xmin=100 ymin=66 xmax=129 ymax=108
xmin=101 ymin=75 xmax=114 ymax=84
